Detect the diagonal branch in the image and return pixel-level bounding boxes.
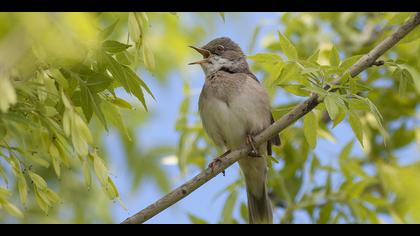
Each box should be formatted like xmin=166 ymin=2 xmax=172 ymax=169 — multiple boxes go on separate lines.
xmin=121 ymin=12 xmax=420 ymax=224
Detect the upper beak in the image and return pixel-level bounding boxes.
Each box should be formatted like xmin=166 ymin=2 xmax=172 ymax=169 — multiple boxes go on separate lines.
xmin=188 ymin=46 xmax=210 ymax=65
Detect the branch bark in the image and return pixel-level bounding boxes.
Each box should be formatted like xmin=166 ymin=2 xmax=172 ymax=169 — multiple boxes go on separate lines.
xmin=121 ymin=12 xmax=420 ymax=224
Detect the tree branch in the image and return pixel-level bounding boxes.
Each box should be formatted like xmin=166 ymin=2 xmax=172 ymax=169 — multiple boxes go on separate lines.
xmin=121 ymin=12 xmax=420 ymax=224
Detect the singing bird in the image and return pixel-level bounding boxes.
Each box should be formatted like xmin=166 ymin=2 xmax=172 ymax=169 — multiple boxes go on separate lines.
xmin=189 ymin=37 xmax=280 ymax=224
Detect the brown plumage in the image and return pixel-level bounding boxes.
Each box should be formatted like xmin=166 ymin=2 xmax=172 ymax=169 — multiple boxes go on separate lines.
xmin=190 ymin=37 xmax=280 ymax=224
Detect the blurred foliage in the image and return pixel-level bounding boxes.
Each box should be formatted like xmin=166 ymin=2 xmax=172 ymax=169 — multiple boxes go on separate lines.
xmin=0 ymin=12 xmax=208 ymax=223
xmin=0 ymin=12 xmax=419 ymax=224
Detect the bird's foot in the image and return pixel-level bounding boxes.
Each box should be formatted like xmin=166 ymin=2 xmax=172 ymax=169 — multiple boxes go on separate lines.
xmin=208 ymin=150 xmax=231 ymax=176
xmin=246 ymin=134 xmax=262 ymax=158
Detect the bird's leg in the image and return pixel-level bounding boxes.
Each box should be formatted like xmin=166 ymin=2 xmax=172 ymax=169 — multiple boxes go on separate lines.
xmin=208 ymin=150 xmax=231 ymax=176
xmin=246 ymin=134 xmax=261 ymax=157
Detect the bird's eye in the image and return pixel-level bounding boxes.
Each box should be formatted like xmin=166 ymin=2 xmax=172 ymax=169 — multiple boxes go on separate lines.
xmin=216 ymin=45 xmax=225 ymax=52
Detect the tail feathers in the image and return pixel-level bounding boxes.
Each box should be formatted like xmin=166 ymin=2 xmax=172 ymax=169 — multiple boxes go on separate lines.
xmin=247 ymin=185 xmax=273 ymax=224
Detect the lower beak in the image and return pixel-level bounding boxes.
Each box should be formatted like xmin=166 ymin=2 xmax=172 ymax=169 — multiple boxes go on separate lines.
xmin=188 ymin=45 xmax=210 ymax=65
xmin=188 ymin=59 xmax=208 ymax=65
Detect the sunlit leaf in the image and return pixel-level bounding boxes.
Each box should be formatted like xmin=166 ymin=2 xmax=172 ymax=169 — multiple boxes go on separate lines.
xmin=102 ymin=40 xmax=131 ymax=54
xmin=278 ymin=32 xmax=298 ymax=60
xmin=303 ymin=111 xmax=318 ymax=149
xmin=29 ymin=171 xmax=48 ymax=191
xmin=324 ymin=95 xmax=340 ymax=121
xmin=2 ymin=201 xmax=23 ymax=219
xmin=248 ymin=53 xmax=282 ymax=64
xmin=348 ymin=110 xmax=364 ymax=147
xmin=329 ymin=45 xmax=340 ymax=67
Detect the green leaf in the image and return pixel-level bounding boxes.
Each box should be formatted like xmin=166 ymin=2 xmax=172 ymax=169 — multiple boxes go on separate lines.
xmin=128 ymin=12 xmax=142 ymax=43
xmin=248 ymin=53 xmax=282 ymax=64
xmin=116 ymin=51 xmax=133 ymax=65
xmin=393 ymin=68 xmax=403 ymax=96
xmin=2 ymin=201 xmax=23 ymax=218
xmin=268 ymin=155 xmax=280 ymax=166
xmin=111 ymin=97 xmax=133 ymax=109
xmin=339 ymin=55 xmax=362 ymax=73
xmin=80 ymin=84 xmax=93 ymax=121
xmin=329 ymin=46 xmax=340 ymax=67
xmin=142 ymin=39 xmax=155 ymax=71
xmin=34 ymin=188 xmax=49 ymax=214
xmin=303 ymin=111 xmax=318 ymax=149
xmin=361 ymin=194 xmax=389 ymax=207
xmin=86 ymin=73 xmax=113 ymax=93
xmin=49 ymin=143 xmax=61 ymax=177
xmin=188 ymin=213 xmax=208 ymax=224
xmin=45 ymin=188 xmax=60 ymax=204
xmin=240 ymin=202 xmax=248 ymax=222
xmin=332 ymin=101 xmax=347 ymax=128
xmin=122 ymin=65 xmax=148 ymax=110
xmin=0 ymin=125 xmax=6 ymax=140
xmin=29 ymin=171 xmax=48 ymax=190
xmin=0 ymin=166 xmax=8 ymax=185
xmin=49 ymin=69 xmax=69 ymax=90
xmin=92 ymin=152 xmax=108 ymax=185
xmin=339 ymin=140 xmax=354 ymax=160
xmin=222 ymin=191 xmax=237 ymax=223
xmin=137 ymin=75 xmax=155 ymax=100
xmin=80 ymin=82 xmax=108 ymax=129
xmin=72 ymin=113 xmax=93 ymax=156
xmin=386 ymin=12 xmax=411 ymax=26
xmin=278 ymin=32 xmax=298 ymax=60
xmin=103 ymin=52 xmax=130 ymax=91
xmin=317 ymin=202 xmax=333 ymax=224
xmin=324 ymin=95 xmax=340 ymax=121
xmin=102 ymin=101 xmax=131 ymax=141
xmin=317 ymin=128 xmax=336 ymax=143
xmin=105 ymin=177 xmax=119 ymax=199
xmin=301 ymin=85 xmax=328 ymax=96
xmin=82 ymin=158 xmax=91 ymax=188
xmin=0 ymin=187 xmax=11 ymax=199
xmin=219 ymin=12 xmax=225 ymax=22
xmin=99 ymin=19 xmax=119 ymax=39
xmin=310 ymin=154 xmax=320 ymax=181
xmin=102 ymin=40 xmax=131 ymax=54
xmin=395 ymin=68 xmax=412 ymax=97
xmin=399 ymin=72 xmax=408 ymax=97
xmin=400 ymin=25 xmax=420 ymax=44
xmin=277 ymin=62 xmax=300 ymax=84
xmin=307 ymin=48 xmax=320 ymax=63
xmin=337 ymin=71 xmax=351 ymax=85
xmin=17 ymin=174 xmax=27 ymax=205
xmin=348 ymin=110 xmax=364 ymax=147
xmin=278 ymin=84 xmax=309 ymax=97
xmin=348 ymin=98 xmax=370 ymax=111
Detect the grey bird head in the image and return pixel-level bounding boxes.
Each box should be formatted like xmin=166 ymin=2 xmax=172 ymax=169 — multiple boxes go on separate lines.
xmin=188 ymin=37 xmax=251 ymax=77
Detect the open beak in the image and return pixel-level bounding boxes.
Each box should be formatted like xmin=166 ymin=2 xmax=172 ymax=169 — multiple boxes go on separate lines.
xmin=188 ymin=46 xmax=210 ymax=65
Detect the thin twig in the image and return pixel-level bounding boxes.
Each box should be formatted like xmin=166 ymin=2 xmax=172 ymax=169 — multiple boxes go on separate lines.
xmin=121 ymin=12 xmax=420 ymax=224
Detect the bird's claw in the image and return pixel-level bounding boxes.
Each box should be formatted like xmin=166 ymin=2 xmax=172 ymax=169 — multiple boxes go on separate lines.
xmin=246 ymin=135 xmax=261 ymax=157
xmin=208 ymin=150 xmax=231 ymax=176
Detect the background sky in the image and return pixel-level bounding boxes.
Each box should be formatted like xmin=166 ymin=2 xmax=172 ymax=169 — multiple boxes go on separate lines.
xmin=101 ymin=13 xmax=418 ymax=224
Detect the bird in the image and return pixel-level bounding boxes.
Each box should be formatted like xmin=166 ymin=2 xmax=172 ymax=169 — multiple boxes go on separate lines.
xmin=188 ymin=37 xmax=281 ymax=224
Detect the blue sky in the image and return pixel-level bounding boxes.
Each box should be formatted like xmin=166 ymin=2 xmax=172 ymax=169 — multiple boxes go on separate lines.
xmin=103 ymin=13 xmax=418 ymax=224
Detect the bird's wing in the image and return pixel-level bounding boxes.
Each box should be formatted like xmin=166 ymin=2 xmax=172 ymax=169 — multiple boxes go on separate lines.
xmin=245 ymin=72 xmax=282 ymax=152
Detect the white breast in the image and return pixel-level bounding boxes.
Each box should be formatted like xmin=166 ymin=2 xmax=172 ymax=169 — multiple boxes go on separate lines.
xmin=199 ymin=75 xmax=271 ymax=150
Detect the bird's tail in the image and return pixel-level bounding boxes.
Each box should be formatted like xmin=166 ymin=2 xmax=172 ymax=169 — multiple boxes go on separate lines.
xmin=239 ymin=157 xmax=273 ymax=224
xmin=246 ymin=182 xmax=273 ymax=224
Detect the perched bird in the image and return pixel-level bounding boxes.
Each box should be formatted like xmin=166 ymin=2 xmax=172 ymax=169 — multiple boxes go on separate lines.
xmin=189 ymin=37 xmax=281 ymax=224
